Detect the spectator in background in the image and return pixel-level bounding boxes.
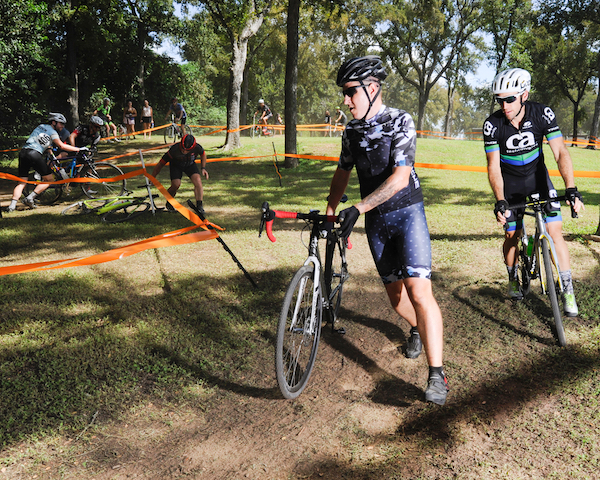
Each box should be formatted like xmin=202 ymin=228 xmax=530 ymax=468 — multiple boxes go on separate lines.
xmin=324 ymin=110 xmax=332 ymax=137
xmin=275 ymin=112 xmax=283 ymax=135
xmin=141 ymin=99 xmax=154 ymax=139
xmin=94 ymin=98 xmax=119 ymax=142
xmin=123 ymin=100 xmax=137 ymax=138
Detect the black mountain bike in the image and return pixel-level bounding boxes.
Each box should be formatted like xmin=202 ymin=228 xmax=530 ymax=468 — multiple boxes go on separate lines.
xmin=259 ymin=201 xmax=351 ymax=399
xmin=508 ymin=193 xmax=577 ymax=347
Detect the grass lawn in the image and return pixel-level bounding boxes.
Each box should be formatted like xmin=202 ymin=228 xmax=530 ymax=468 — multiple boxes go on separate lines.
xmin=0 ymin=133 xmax=599 ymax=478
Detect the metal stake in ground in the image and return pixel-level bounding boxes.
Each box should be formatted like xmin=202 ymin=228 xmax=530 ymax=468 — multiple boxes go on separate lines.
xmin=187 ymin=200 xmax=258 ymax=289
xmin=272 ymin=142 xmax=282 ymax=187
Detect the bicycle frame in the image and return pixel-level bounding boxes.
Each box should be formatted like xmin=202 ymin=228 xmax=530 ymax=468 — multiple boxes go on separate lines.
xmin=517 ymin=194 xmax=564 ymax=295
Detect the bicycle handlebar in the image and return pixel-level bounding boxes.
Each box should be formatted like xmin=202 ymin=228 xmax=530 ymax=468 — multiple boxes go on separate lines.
xmin=507 ymin=194 xmax=577 ymax=219
xmin=259 ymin=201 xmax=339 ymax=243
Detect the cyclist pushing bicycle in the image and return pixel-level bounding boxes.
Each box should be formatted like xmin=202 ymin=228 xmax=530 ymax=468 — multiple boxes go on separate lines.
xmin=484 ymin=68 xmax=584 ymax=315
xmin=327 ymin=56 xmax=449 ymax=406
xmin=5 ymin=112 xmax=88 ymax=213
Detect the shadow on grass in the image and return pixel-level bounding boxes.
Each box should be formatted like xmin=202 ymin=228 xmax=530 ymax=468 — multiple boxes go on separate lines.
xmin=0 ymin=266 xmax=294 ymax=448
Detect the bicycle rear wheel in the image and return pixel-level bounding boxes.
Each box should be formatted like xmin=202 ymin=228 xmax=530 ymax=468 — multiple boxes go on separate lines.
xmin=275 ymin=265 xmax=322 ymax=399
xmin=324 ymin=233 xmax=348 ymax=327
xmin=540 ymin=237 xmax=566 ymax=347
xmin=81 ymin=163 xmax=126 ymax=199
xmin=101 ymin=200 xmax=150 ymax=223
xmin=24 ymin=171 xmax=62 ymax=205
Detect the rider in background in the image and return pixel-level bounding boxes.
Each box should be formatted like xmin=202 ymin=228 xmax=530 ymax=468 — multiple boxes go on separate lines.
xmin=483 ymin=68 xmax=584 ymax=315
xmin=150 ymin=134 xmax=208 ymax=215
xmin=333 ymin=107 xmax=347 ymax=135
xmin=68 ymin=116 xmax=103 ymax=150
xmin=5 ymin=113 xmax=85 ymax=212
xmin=165 ymin=97 xmax=187 ymax=138
xmin=255 ymin=99 xmax=273 ymax=134
xmin=326 ymin=56 xmax=449 ymax=406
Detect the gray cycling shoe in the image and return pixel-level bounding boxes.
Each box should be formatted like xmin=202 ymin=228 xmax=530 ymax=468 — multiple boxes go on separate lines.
xmin=425 ymin=372 xmax=449 ymax=406
xmin=21 ymin=196 xmax=37 ymax=209
xmin=507 ymin=279 xmax=522 ymax=300
xmin=405 ymin=327 xmax=422 ymax=359
xmin=562 ymin=292 xmax=579 ymax=317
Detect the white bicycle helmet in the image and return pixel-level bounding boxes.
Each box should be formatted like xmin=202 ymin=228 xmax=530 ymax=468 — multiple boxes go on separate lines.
xmin=492 ymin=68 xmax=531 ymax=95
xmin=48 ymin=112 xmax=67 ymax=123
xmin=258 ymin=98 xmax=265 ymax=104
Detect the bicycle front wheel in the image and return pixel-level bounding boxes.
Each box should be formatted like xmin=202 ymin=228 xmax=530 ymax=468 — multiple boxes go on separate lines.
xmin=519 ymin=237 xmax=531 ymax=297
xmin=101 ymin=200 xmax=150 ymax=223
xmin=275 ymin=265 xmax=322 ymax=399
xmin=164 ymin=125 xmax=176 ymax=144
xmin=81 ymin=163 xmax=126 ymax=199
xmin=61 ymin=198 xmax=108 ymax=216
xmin=541 ymin=237 xmax=566 ymax=347
xmin=324 ymin=234 xmax=348 ymax=325
xmin=24 ymin=171 xmax=62 ymax=205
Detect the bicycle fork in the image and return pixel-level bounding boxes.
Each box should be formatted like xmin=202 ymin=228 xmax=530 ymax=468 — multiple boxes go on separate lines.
xmin=534 ymin=212 xmax=564 ymax=296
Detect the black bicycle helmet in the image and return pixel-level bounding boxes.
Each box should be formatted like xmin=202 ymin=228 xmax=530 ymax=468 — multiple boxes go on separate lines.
xmin=181 ymin=134 xmax=196 ymax=151
xmin=336 ymin=55 xmax=388 ymax=87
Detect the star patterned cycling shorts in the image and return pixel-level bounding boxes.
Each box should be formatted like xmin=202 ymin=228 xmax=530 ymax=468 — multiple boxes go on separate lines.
xmin=365 ymin=201 xmax=432 ymax=284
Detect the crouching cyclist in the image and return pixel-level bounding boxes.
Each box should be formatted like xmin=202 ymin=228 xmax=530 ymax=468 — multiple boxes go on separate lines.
xmin=150 ymin=134 xmax=209 ymax=215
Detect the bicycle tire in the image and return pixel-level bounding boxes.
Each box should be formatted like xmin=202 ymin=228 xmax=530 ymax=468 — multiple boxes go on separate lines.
xmin=324 ymin=234 xmax=348 ymax=325
xmin=61 ymin=198 xmax=109 ymax=216
xmin=275 ymin=265 xmax=322 ymax=399
xmin=81 ymin=163 xmax=126 ymax=199
xmin=24 ymin=171 xmax=62 ymax=205
xmin=519 ymin=237 xmax=531 ymax=297
xmin=101 ymin=200 xmax=150 ymax=223
xmin=183 ymin=125 xmax=193 ymax=136
xmin=164 ymin=125 xmax=176 ymax=144
xmin=541 ymin=237 xmax=566 ymax=347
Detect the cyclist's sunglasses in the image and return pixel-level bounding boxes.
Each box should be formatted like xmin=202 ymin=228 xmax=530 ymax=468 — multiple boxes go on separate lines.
xmin=495 ymin=95 xmax=519 ymax=105
xmin=342 ymin=84 xmax=370 ymax=98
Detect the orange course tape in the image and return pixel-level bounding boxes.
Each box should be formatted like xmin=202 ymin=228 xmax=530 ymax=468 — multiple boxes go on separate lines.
xmin=0 ymin=169 xmax=223 ymax=276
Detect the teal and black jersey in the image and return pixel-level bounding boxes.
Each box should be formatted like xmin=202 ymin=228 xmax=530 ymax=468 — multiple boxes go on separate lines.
xmin=483 ymin=101 xmax=563 ymax=177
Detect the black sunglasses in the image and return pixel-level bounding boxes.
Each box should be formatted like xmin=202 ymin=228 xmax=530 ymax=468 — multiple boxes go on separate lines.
xmin=342 ymin=83 xmax=373 ymax=98
xmin=495 ymin=95 xmax=519 ymax=105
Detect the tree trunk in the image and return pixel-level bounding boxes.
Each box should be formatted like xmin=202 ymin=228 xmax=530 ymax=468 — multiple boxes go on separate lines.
xmin=416 ymin=89 xmax=429 ymax=137
xmin=587 ymin=70 xmax=600 ymax=150
xmin=66 ymin=4 xmax=79 ymax=128
xmin=572 ymin=100 xmax=580 ymax=146
xmin=284 ymin=0 xmax=300 ymax=168
xmin=241 ymin=63 xmax=249 ymax=133
xmin=223 ymin=39 xmax=247 ymax=150
xmin=444 ymin=85 xmax=455 ymax=138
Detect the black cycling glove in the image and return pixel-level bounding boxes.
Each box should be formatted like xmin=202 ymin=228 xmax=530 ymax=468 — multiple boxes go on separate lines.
xmin=565 ymin=187 xmax=582 ymax=205
xmin=494 ymin=200 xmax=509 ymax=217
xmin=337 ymin=206 xmax=360 ymax=239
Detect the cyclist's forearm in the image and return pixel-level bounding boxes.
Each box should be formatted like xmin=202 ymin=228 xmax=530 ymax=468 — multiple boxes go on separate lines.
xmin=355 ymin=166 xmax=410 ymax=214
xmin=551 ymin=139 xmax=576 ymax=189
xmin=327 ymin=168 xmax=351 ymax=215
